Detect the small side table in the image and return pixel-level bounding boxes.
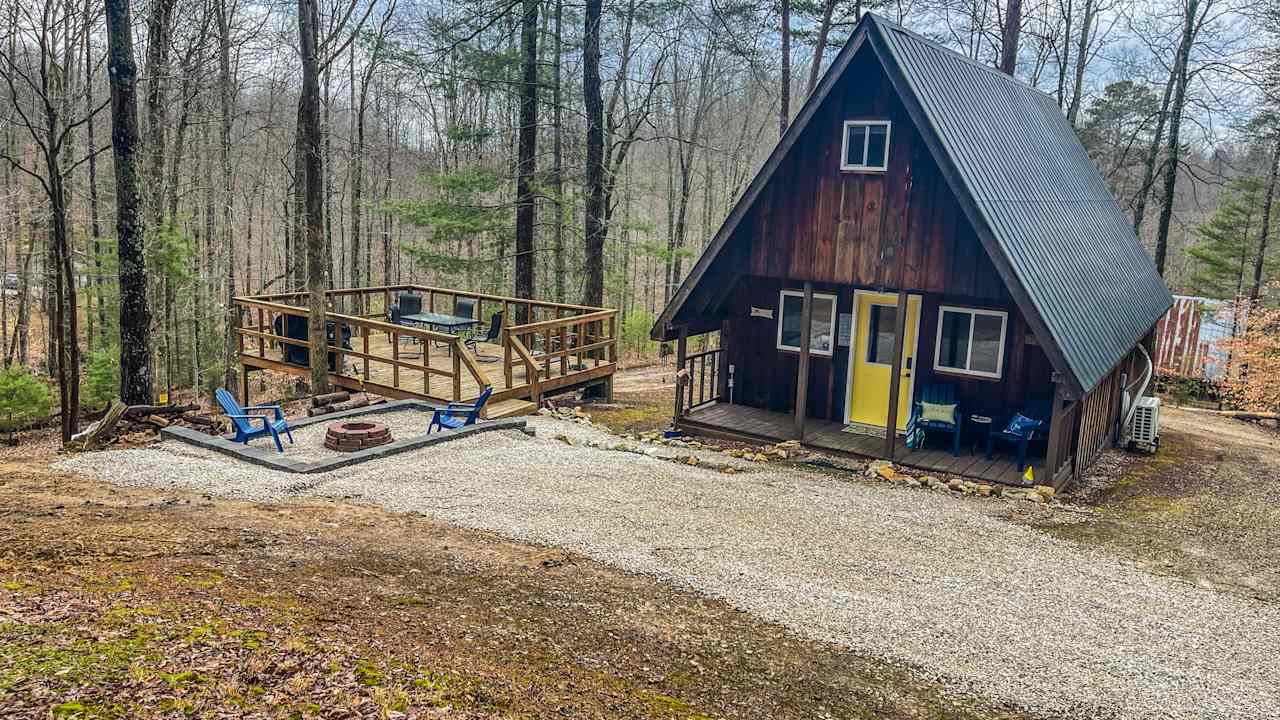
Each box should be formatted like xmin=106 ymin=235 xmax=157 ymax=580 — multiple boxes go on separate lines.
xmin=968 ymin=415 xmax=992 ymax=456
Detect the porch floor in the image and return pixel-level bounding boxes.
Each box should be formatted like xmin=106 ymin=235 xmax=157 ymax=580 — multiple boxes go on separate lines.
xmin=679 ymin=403 xmax=1044 ymax=486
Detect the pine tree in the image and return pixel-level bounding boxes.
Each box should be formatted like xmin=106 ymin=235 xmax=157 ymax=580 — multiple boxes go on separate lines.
xmin=1187 ymin=177 xmax=1271 ymax=299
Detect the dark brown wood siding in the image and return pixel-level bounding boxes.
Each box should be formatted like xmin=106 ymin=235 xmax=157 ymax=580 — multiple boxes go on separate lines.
xmin=738 ymin=49 xmax=1008 ymax=303
xmin=719 ymin=276 xmax=1055 ymax=426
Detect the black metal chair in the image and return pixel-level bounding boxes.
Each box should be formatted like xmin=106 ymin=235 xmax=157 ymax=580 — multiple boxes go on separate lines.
xmin=387 ymin=304 xmax=423 ymax=359
xmin=453 ymin=296 xmax=476 ymax=320
xmin=465 ymin=311 xmax=504 ymax=361
xmin=398 ymin=292 xmax=423 ymax=316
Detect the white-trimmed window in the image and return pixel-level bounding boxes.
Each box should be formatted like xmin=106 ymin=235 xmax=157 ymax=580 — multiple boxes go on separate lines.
xmin=776 ymin=290 xmax=837 ymax=356
xmin=841 ymin=120 xmax=891 ymax=172
xmin=933 ymin=306 xmax=1007 ymax=379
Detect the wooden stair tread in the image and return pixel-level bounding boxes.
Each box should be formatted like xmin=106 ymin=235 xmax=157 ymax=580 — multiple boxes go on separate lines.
xmin=483 ymin=399 xmax=538 ymax=419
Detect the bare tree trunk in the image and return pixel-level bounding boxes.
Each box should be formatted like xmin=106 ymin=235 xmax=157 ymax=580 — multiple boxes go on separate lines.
xmin=806 ymin=0 xmax=835 ymax=95
xmin=551 ymin=0 xmax=565 ymax=302
xmin=1153 ymin=0 xmax=1199 ymax=276
xmin=1065 ymin=0 xmax=1097 ymax=125
xmin=1133 ymin=70 xmax=1176 ymax=234
xmin=298 ymin=0 xmax=328 ymax=392
xmin=779 ymin=0 xmax=791 ymax=136
xmin=143 ymin=0 xmax=176 ymax=229
xmin=217 ymin=0 xmax=237 ymax=393
xmin=514 ymin=0 xmax=538 ymax=311
xmin=582 ymin=0 xmax=605 ymax=306
xmin=1248 ymin=137 xmax=1280 ymax=307
xmin=999 ymin=0 xmax=1023 ymax=75
xmin=107 ymin=0 xmax=153 ymax=405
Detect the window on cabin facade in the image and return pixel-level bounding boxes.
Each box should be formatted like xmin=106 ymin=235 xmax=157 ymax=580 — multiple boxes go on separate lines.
xmin=777 ymin=290 xmax=837 ymax=356
xmin=934 ymin=306 xmax=1007 ymax=379
xmin=865 ymin=304 xmax=897 ymax=365
xmin=841 ymin=120 xmax=891 ymax=171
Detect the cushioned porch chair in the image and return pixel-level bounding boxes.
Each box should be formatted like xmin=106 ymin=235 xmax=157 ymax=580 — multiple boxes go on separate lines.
xmin=986 ymin=396 xmax=1053 ymax=473
xmin=428 ymin=385 xmax=493 ymax=433
xmin=905 ymin=383 xmax=962 ymax=456
xmin=215 ymin=387 xmax=294 ymax=453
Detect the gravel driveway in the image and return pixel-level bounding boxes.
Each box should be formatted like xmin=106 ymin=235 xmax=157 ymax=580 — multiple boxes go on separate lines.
xmin=59 ymin=416 xmax=1280 ymax=719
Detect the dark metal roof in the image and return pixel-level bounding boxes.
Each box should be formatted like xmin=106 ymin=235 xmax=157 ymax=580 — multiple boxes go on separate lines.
xmin=872 ymin=17 xmax=1172 ymax=393
xmin=652 ymin=14 xmax=1172 ymax=396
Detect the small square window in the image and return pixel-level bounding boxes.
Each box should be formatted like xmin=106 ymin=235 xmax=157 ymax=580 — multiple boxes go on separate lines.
xmin=841 ymin=120 xmax=891 ymax=171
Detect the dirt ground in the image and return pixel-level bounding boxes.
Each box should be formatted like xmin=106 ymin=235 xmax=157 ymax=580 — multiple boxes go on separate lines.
xmin=1027 ymin=404 xmax=1280 ymax=602
xmin=0 ymin=455 xmax=1033 ymax=719
xmin=5 ymin=366 xmax=1279 ymax=718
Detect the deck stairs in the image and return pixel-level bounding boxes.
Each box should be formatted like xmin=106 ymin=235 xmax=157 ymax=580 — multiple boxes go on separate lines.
xmin=483 ymin=398 xmax=538 ymax=419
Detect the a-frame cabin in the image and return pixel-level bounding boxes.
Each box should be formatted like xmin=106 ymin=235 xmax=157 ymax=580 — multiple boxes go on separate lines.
xmin=652 ymin=14 xmax=1172 ymax=488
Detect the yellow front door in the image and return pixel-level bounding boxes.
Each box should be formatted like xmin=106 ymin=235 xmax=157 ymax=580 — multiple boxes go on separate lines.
xmin=846 ymin=291 xmax=921 ymax=431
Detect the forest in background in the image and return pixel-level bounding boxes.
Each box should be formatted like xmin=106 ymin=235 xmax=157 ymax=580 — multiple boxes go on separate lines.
xmin=0 ymin=0 xmax=1277 ymax=440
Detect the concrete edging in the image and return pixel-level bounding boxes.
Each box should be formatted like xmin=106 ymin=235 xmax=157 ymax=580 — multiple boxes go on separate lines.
xmin=160 ymin=399 xmax=529 ymax=473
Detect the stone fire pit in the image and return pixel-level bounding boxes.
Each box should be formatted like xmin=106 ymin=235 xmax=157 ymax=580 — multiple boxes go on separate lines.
xmin=324 ymin=420 xmax=393 ymax=452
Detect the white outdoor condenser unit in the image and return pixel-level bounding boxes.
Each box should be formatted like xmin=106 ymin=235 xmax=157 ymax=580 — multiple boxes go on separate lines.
xmin=1128 ymin=396 xmax=1161 ymax=451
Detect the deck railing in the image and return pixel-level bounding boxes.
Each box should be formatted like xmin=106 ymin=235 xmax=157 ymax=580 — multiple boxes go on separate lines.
xmin=233 ymin=284 xmax=616 ymax=404
xmin=674 ymin=346 xmax=722 ymax=417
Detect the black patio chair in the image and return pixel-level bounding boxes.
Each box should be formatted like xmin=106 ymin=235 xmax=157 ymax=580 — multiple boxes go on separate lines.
xmin=453 ymin=296 xmax=476 ymax=320
xmin=465 ymin=310 xmax=504 ymax=362
xmin=398 ymin=292 xmax=423 ymax=316
xmin=387 ymin=304 xmax=423 ymax=359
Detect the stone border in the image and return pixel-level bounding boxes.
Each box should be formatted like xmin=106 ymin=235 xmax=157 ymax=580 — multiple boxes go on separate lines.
xmin=160 ymin=399 xmax=530 ymax=473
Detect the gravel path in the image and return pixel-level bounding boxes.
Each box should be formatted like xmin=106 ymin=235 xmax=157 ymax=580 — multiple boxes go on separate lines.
xmin=58 ymin=416 xmax=1280 ymax=719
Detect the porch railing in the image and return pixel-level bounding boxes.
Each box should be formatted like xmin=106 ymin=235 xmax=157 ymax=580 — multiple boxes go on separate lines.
xmin=676 ymin=346 xmax=722 ymax=416
xmin=233 ymin=284 xmax=616 ymax=403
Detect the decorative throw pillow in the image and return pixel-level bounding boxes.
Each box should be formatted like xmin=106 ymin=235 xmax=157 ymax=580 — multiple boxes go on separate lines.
xmin=1004 ymin=413 xmax=1041 ymax=437
xmin=919 ymin=401 xmax=956 ymax=425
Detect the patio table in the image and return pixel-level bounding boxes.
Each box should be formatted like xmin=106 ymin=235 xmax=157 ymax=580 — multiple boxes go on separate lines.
xmin=401 ymin=311 xmax=480 ymax=334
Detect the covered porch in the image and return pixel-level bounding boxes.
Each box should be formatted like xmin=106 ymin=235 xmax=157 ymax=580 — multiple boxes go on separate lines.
xmin=679 ymin=402 xmax=1046 ymax=486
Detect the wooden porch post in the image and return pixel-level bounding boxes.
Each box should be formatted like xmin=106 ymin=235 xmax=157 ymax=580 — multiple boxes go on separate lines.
xmin=883 ymin=290 xmax=909 ymax=459
xmin=794 ymin=282 xmax=814 ymax=440
xmin=1044 ymin=380 xmax=1069 ymax=483
xmin=674 ymin=325 xmax=689 ymax=420
xmin=239 ymin=364 xmax=250 ymax=405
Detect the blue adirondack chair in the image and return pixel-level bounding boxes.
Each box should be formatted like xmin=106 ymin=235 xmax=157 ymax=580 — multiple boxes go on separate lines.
xmin=986 ymin=396 xmax=1053 ymax=473
xmin=428 ymin=385 xmax=493 ymax=433
xmin=215 ymin=387 xmax=295 ymax=453
xmin=905 ymin=383 xmax=962 ymax=456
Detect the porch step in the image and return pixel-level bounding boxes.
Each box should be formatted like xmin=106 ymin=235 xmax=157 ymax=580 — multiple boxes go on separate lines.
xmin=483 ymin=398 xmax=538 ymax=419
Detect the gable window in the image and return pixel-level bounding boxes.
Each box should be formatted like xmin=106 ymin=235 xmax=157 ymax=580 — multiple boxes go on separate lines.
xmin=933 ymin=306 xmax=1007 ymax=379
xmin=841 ymin=120 xmax=891 ymax=172
xmin=777 ymin=290 xmax=837 ymax=356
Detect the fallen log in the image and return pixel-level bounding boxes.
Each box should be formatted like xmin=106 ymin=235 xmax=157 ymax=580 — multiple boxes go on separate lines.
xmin=180 ymin=412 xmax=221 ymax=428
xmin=145 ymin=415 xmax=171 ymax=428
xmin=124 ymin=403 xmax=199 ymax=418
xmin=70 ymin=400 xmax=129 ymax=450
xmin=311 ymin=391 xmax=351 ymax=408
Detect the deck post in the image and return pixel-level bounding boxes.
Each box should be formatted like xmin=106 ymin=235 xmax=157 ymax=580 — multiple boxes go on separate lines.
xmin=239 ymin=363 xmax=250 ymax=405
xmin=883 ymin=290 xmax=909 ymax=460
xmin=794 ymin=282 xmax=814 ymax=440
xmin=1044 ymin=381 xmax=1069 ymax=483
xmin=674 ymin=325 xmax=689 ymax=420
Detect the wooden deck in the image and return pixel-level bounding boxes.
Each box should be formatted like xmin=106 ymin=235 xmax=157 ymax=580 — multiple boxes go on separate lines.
xmin=235 ymin=284 xmax=618 ymax=417
xmin=679 ymin=403 xmax=1044 ymax=486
